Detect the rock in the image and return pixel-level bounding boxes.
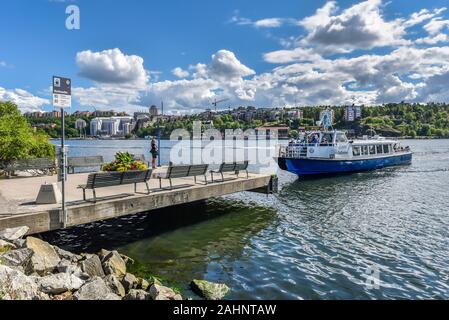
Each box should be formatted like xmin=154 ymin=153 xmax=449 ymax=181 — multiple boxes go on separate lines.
xmin=149 ymin=284 xmax=182 ymax=300
xmin=26 ymin=237 xmax=61 ymax=275
xmin=102 ymin=251 xmax=126 ymax=278
xmin=121 ymin=273 xmax=138 ymax=292
xmin=11 ymin=239 xmax=26 ymax=249
xmin=0 ymin=226 xmax=29 ymax=241
xmin=53 ymin=291 xmax=73 ymax=301
xmin=190 ymin=280 xmax=230 ymax=300
xmin=0 ymin=265 xmax=43 ymax=300
xmin=0 ymin=240 xmax=16 ymax=252
xmin=120 ymin=253 xmax=135 ymax=266
xmin=56 ymin=260 xmax=90 ymax=280
xmin=0 ymin=248 xmax=33 ymax=273
xmin=73 ymin=277 xmax=121 ymax=300
xmin=54 ymin=246 xmax=81 ymax=263
xmin=38 ymin=273 xmax=84 ymax=295
xmin=104 ymin=274 xmax=126 ymax=297
xmin=138 ymin=278 xmax=150 ymax=291
xmin=81 ymin=255 xmax=105 ymax=278
xmin=98 ymin=249 xmax=111 ymax=262
xmin=123 ymin=289 xmax=151 ymax=300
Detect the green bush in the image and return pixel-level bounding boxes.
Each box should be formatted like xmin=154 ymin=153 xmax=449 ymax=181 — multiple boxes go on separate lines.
xmin=0 ymin=102 xmax=54 ymax=162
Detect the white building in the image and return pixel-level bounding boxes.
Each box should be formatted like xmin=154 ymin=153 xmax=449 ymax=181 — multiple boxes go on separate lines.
xmin=89 ymin=117 xmax=134 ymax=137
xmin=344 ymin=105 xmax=362 ymax=122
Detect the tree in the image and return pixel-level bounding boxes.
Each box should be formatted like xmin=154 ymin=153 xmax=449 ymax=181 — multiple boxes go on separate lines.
xmin=0 ymin=102 xmax=54 ymax=161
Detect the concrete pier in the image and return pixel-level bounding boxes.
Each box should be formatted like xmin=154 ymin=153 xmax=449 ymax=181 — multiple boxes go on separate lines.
xmin=0 ymin=169 xmax=275 ymax=235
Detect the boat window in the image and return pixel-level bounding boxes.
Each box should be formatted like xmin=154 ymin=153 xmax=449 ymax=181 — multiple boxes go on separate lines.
xmin=336 ymin=133 xmax=348 ymax=143
xmin=362 ymin=146 xmax=369 ymax=155
xmin=369 ymin=145 xmax=376 ymax=155
xmin=383 ymin=145 xmax=390 ymax=154
xmin=353 ymin=146 xmax=361 ymax=156
xmin=376 ymin=145 xmax=383 ymax=154
xmin=321 ymin=133 xmax=333 ymax=146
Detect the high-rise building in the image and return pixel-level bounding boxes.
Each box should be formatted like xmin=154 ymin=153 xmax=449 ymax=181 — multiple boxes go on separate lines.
xmin=90 ymin=119 xmax=102 ymax=136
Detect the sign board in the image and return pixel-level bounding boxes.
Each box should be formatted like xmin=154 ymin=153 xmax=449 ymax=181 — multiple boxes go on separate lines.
xmin=53 ymin=76 xmax=72 ymax=108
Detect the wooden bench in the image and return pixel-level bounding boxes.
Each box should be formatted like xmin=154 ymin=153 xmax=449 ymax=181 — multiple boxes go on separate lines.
xmin=210 ymin=161 xmax=249 ymax=182
xmin=1 ymin=158 xmax=56 ymax=178
xmin=158 ymin=164 xmax=209 ymax=190
xmin=78 ymin=169 xmax=152 ymax=203
xmin=67 ymin=156 xmax=104 ymax=174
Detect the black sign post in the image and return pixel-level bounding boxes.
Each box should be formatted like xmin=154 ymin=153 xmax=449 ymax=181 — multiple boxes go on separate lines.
xmin=53 ymin=76 xmax=72 ymax=228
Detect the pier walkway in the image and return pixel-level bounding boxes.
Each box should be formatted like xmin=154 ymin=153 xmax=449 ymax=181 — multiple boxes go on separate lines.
xmin=0 ymin=168 xmax=275 ymax=235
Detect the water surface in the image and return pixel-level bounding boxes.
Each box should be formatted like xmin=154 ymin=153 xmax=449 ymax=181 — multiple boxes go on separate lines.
xmin=44 ymin=139 xmax=449 ymax=299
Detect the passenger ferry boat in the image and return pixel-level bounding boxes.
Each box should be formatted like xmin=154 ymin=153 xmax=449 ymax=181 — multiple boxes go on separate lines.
xmin=276 ymin=111 xmax=413 ymax=176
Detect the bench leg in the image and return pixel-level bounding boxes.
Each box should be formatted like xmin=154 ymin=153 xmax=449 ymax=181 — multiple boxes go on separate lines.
xmin=169 ymin=178 xmax=173 ymax=190
xmin=92 ymin=189 xmax=97 ymax=203
xmin=211 ymin=172 xmax=214 ymax=183
xmin=145 ymin=181 xmax=150 ymax=194
xmin=194 ymin=176 xmax=197 ymax=184
xmin=204 ymin=174 xmax=208 ymax=185
xmin=159 ymin=178 xmax=162 ymax=189
xmin=134 ymin=183 xmax=137 ymax=193
xmin=246 ymin=169 xmax=249 ymax=179
xmin=82 ymin=189 xmax=86 ymax=201
xmin=221 ymin=172 xmax=224 ymax=182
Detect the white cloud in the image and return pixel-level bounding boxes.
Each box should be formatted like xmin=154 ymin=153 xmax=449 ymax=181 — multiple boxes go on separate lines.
xmin=171 ymin=67 xmax=190 ymax=78
xmin=0 ymin=87 xmax=49 ymax=112
xmin=209 ymin=50 xmax=255 ymax=80
xmin=298 ymin=0 xmax=409 ymax=53
xmin=404 ymin=8 xmax=447 ymax=28
xmin=76 ymin=48 xmax=148 ymax=87
xmin=254 ymin=18 xmax=284 ymax=28
xmin=263 ymin=47 xmax=323 ymax=64
xmin=0 ymin=61 xmax=7 ymax=67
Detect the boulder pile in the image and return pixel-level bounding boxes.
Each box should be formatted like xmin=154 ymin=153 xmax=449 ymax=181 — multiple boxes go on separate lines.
xmin=0 ymin=226 xmax=182 ymax=300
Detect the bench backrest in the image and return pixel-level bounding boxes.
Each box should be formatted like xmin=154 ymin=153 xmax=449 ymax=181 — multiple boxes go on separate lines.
xmin=166 ymin=164 xmax=209 ymax=179
xmin=218 ymin=161 xmax=249 ymax=173
xmin=122 ymin=170 xmax=152 ymax=185
xmin=68 ymin=156 xmax=104 ymax=168
xmin=85 ymin=170 xmax=152 ymax=189
xmin=186 ymin=164 xmax=209 ymax=177
xmin=166 ymin=165 xmax=191 ymax=178
xmin=5 ymin=158 xmax=55 ymax=171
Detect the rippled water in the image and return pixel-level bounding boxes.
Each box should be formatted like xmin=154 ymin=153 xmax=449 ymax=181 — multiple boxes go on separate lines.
xmin=44 ymin=139 xmax=449 ymax=299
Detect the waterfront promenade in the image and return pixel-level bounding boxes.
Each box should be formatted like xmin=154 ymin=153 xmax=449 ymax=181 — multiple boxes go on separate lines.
xmin=0 ymin=169 xmax=274 ymax=235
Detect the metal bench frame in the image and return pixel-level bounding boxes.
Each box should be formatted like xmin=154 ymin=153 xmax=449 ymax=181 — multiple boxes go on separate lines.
xmin=78 ymin=169 xmax=152 ymax=203
xmin=1 ymin=158 xmax=56 ymax=178
xmin=210 ymin=161 xmax=249 ymax=183
xmin=158 ymin=164 xmax=209 ymax=190
xmin=67 ymin=156 xmax=104 ymax=174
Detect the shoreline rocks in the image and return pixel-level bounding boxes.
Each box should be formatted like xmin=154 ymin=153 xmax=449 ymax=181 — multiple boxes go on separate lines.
xmin=1 ymin=226 xmax=231 ymax=301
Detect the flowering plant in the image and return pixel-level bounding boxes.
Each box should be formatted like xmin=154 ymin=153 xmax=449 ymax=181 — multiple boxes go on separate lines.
xmin=102 ymin=152 xmax=148 ymax=172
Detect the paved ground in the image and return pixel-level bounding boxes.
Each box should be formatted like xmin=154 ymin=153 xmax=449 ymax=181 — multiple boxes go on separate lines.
xmin=0 ymin=168 xmax=264 ymax=217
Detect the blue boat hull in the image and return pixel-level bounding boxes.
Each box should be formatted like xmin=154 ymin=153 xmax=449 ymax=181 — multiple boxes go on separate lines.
xmin=281 ymin=153 xmax=412 ymax=176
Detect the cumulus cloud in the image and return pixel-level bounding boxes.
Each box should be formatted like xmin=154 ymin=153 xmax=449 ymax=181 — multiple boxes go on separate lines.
xmin=0 ymin=87 xmax=49 ymax=112
xmin=76 ymin=48 xmax=149 ymax=87
xmin=171 ymin=67 xmax=190 ymax=78
xmin=298 ymin=0 xmax=409 ymax=53
xmin=209 ymin=50 xmax=255 ymax=80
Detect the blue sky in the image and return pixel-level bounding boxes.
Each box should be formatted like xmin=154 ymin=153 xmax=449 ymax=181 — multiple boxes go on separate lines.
xmin=1 ymin=0 xmax=449 ymax=114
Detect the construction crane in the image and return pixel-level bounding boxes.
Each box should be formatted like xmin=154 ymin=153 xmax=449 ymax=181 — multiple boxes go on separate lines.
xmin=212 ymin=98 xmax=229 ymax=112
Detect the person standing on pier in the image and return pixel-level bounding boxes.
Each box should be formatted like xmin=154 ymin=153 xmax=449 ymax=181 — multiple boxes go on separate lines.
xmin=150 ymin=137 xmax=159 ymax=169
